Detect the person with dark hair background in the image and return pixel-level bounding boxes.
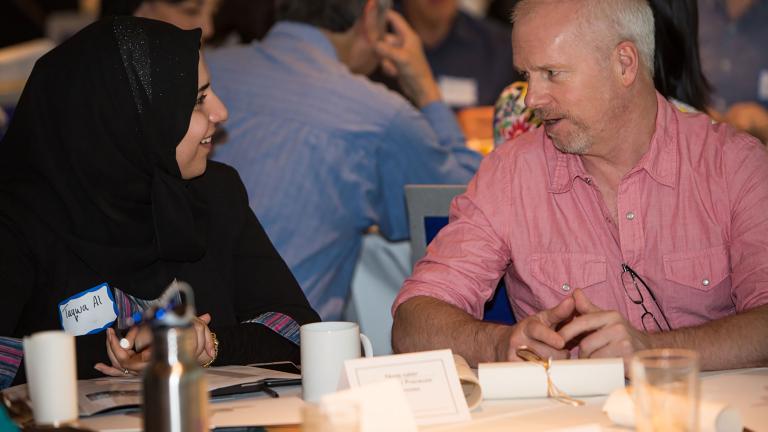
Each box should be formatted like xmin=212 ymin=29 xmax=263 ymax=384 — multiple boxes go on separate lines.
xmin=100 ymin=0 xmax=217 ymax=40
xmin=0 ymin=16 xmax=319 ymax=389
xmin=208 ymin=0 xmax=276 ymax=46
xmin=650 ymin=0 xmax=712 ymax=113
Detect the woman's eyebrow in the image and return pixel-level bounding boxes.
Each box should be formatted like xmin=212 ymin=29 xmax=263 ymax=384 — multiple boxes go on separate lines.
xmin=198 ymin=83 xmax=210 ymax=93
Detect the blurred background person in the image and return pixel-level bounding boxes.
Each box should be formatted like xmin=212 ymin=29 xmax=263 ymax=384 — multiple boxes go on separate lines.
xmin=100 ymin=0 xmax=218 ymax=40
xmin=0 ymin=0 xmax=79 ymax=48
xmin=374 ymin=0 xmax=519 ymax=109
xmin=650 ymin=0 xmax=712 ymax=112
xmin=698 ymin=0 xmax=768 ymax=143
xmin=486 ymin=0 xmax=517 ymax=28
xmin=208 ymin=0 xmax=276 ymax=46
xmin=494 ymin=0 xmax=713 ymax=145
xmin=206 ymin=0 xmax=481 ymax=323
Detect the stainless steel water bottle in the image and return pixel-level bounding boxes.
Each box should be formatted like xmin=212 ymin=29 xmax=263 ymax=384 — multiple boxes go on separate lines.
xmin=142 ymin=281 xmax=209 ymax=432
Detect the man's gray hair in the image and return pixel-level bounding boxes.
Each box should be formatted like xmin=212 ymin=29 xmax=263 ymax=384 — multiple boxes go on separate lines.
xmin=513 ymin=0 xmax=655 ymax=77
xmin=276 ymin=0 xmax=392 ymax=33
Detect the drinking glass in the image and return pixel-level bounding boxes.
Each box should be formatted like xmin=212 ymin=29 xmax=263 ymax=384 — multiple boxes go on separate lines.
xmin=631 ymin=349 xmax=700 ymax=432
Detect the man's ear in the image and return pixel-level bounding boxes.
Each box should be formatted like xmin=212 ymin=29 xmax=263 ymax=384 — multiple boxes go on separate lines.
xmin=357 ymin=0 xmax=380 ymax=44
xmin=614 ymin=41 xmax=641 ymax=87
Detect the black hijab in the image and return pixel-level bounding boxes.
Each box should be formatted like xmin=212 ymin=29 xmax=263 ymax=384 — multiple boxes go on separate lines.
xmin=0 ymin=17 xmax=207 ymax=299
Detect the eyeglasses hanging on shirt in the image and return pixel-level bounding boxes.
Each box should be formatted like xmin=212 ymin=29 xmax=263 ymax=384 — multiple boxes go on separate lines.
xmin=620 ymin=264 xmax=673 ymax=332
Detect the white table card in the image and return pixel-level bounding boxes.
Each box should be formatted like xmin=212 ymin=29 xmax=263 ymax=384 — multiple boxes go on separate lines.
xmin=320 ymin=380 xmax=417 ymax=432
xmin=343 ymin=349 xmax=471 ymax=425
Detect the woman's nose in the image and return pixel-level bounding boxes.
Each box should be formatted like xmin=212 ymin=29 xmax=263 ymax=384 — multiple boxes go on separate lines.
xmin=207 ymin=95 xmax=228 ymax=124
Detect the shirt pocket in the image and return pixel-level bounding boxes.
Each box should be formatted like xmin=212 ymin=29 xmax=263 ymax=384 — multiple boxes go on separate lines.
xmin=663 ymin=245 xmax=730 ymax=292
xmin=529 ymin=252 xmax=607 ymax=295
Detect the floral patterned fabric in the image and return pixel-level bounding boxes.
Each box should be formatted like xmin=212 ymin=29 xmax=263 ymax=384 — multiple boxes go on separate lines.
xmin=493 ymin=81 xmax=699 ymax=147
xmin=493 ymin=81 xmax=541 ymax=146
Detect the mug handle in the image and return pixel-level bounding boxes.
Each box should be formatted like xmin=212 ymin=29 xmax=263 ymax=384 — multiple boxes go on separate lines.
xmin=360 ymin=333 xmax=373 ymax=357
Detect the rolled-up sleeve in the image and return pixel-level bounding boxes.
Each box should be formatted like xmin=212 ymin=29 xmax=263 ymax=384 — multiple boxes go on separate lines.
xmin=392 ymin=151 xmax=512 ymax=319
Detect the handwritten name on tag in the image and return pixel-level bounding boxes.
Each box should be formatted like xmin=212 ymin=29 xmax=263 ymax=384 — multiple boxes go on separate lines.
xmin=58 ymin=283 xmax=118 ymax=336
xmin=344 ymin=349 xmax=471 ymax=426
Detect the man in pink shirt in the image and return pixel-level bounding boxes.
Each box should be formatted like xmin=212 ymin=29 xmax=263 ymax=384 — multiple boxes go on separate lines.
xmin=392 ymin=0 xmax=768 ymax=371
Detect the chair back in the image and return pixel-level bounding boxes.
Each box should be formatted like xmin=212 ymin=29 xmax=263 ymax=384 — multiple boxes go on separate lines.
xmin=405 ymin=184 xmax=466 ymax=268
xmin=405 ymin=184 xmax=516 ymax=325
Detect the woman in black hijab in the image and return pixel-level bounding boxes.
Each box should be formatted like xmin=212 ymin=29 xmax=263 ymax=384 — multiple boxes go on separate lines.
xmin=0 ymin=16 xmax=319 ymax=388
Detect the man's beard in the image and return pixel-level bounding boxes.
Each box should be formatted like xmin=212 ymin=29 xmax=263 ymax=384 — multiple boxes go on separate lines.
xmin=535 ymin=108 xmax=592 ymax=155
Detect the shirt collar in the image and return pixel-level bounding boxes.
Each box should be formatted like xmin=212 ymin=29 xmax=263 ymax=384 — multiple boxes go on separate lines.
xmin=265 ymin=21 xmax=339 ymax=61
xmin=547 ymin=92 xmax=679 ymax=193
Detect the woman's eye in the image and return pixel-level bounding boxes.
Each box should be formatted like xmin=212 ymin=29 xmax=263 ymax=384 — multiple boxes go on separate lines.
xmin=196 ymin=94 xmax=207 ymax=106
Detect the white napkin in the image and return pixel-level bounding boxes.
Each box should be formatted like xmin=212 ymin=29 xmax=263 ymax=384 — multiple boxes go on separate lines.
xmin=602 ymin=387 xmax=743 ymax=432
xmin=478 ymin=357 xmax=625 ymax=399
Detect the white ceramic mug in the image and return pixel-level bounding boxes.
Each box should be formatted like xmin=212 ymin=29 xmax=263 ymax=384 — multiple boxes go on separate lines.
xmin=22 ymin=330 xmax=78 ymax=426
xmin=300 ymin=321 xmax=373 ymax=402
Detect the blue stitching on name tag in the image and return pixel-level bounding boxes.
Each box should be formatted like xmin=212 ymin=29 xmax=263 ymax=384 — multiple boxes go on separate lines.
xmin=57 ymin=282 xmax=119 ymax=335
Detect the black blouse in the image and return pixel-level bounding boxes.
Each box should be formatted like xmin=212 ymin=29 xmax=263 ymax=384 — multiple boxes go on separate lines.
xmin=0 ymin=162 xmax=320 ymax=386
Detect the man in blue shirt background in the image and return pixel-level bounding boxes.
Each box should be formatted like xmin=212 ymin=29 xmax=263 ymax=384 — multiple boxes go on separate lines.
xmin=373 ymin=0 xmax=520 ymax=108
xmin=207 ymin=0 xmax=481 ymax=320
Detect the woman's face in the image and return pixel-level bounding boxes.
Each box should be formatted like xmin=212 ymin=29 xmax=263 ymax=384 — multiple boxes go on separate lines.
xmin=136 ymin=0 xmax=217 ymax=40
xmin=175 ymin=55 xmax=228 ymax=179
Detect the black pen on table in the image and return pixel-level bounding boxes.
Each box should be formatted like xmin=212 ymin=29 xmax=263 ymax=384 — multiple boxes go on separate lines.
xmin=236 ymin=381 xmax=280 ymax=398
xmin=260 ymin=384 xmax=279 ymax=398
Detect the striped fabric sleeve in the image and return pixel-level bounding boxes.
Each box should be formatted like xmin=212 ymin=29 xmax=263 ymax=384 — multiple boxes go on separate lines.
xmin=242 ymin=312 xmax=301 ymax=345
xmin=0 ymin=337 xmax=23 ymax=389
xmin=112 ymin=287 xmax=181 ymax=330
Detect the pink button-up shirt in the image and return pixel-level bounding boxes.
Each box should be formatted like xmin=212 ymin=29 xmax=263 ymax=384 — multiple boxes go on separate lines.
xmin=394 ymin=94 xmax=768 ymax=331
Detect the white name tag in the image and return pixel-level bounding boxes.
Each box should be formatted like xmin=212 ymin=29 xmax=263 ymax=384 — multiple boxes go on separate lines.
xmin=58 ymin=283 xmax=118 ymax=336
xmin=438 ymin=76 xmax=478 ymax=108
xmin=759 ymin=70 xmax=768 ymax=101
xmin=344 ymin=349 xmax=471 ymax=426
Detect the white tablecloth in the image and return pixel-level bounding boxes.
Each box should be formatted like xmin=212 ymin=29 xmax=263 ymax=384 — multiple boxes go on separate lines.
xmin=77 ymin=367 xmax=768 ymax=431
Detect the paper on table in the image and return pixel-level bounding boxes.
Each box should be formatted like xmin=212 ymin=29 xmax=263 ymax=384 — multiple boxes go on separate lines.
xmin=602 ymin=387 xmax=743 ymax=432
xmin=210 ymin=396 xmax=305 ymax=428
xmin=1 ymin=364 xmax=301 ymax=417
xmin=76 ymin=396 xmax=306 ymax=432
xmin=478 ymin=357 xmax=624 ymax=399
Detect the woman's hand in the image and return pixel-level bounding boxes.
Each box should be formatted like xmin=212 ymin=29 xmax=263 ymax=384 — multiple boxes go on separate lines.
xmin=94 ymin=326 xmax=152 ymax=377
xmin=192 ymin=313 xmax=216 ymax=366
xmin=94 ymin=313 xmax=216 ymax=377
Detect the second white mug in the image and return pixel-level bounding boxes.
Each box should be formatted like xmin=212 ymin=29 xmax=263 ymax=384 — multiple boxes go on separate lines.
xmin=300 ymin=321 xmax=372 ymax=402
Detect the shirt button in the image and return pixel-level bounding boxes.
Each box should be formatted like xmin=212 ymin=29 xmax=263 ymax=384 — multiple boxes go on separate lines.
xmin=626 ymin=211 xmax=636 ymax=220
xmin=702 ymin=278 xmax=711 ymax=286
xmin=562 ymin=283 xmax=571 ymax=292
